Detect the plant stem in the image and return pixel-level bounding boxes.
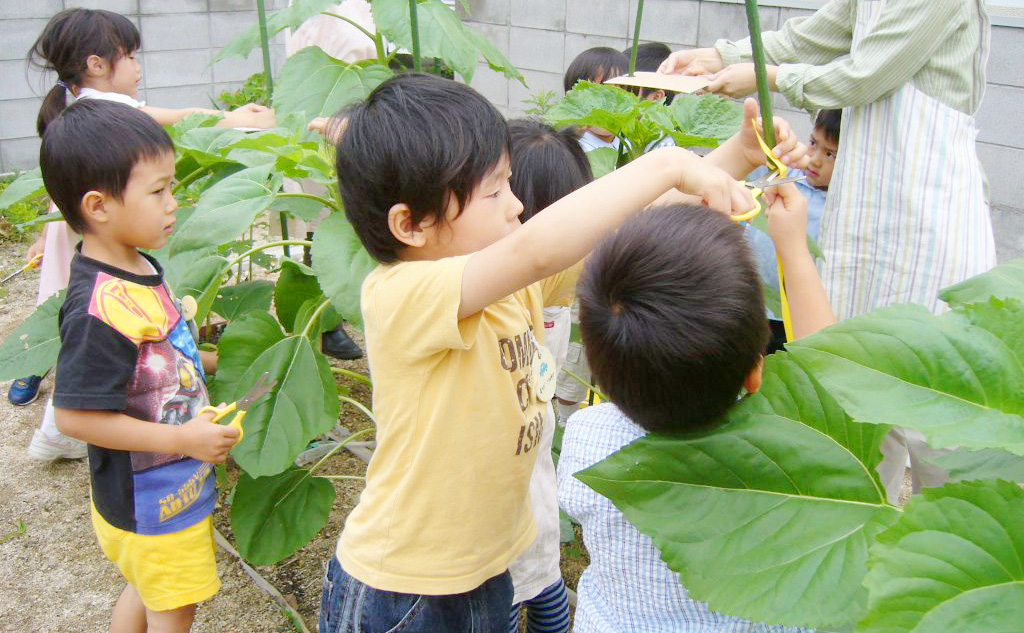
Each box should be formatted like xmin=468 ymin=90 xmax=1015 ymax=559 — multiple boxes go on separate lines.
xmin=173 ymin=166 xmax=210 ymax=194
xmin=300 ymin=298 xmax=333 ymax=339
xmin=320 ymin=474 xmax=367 ymax=481
xmin=255 ymin=0 xmax=275 ymax=100
xmin=331 ymin=366 xmax=372 ymax=385
xmin=339 ymin=394 xmax=375 ymax=425
xmin=276 ymin=191 xmax=341 ymax=212
xmin=322 ymin=11 xmax=376 ymax=44
xmin=224 ymin=239 xmax=312 ymax=271
xmin=628 ymin=0 xmax=645 ymax=76
xmin=374 ymin=31 xmax=387 ymax=63
xmin=307 ymin=426 xmax=375 ymax=477
xmin=408 ymin=0 xmax=422 ymax=71
xmin=744 ymin=0 xmax=776 ymax=148
xmin=561 ymin=367 xmax=607 ymax=402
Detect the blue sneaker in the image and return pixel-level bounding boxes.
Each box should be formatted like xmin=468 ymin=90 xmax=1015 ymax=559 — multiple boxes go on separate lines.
xmin=8 ymin=375 xmax=42 ymax=406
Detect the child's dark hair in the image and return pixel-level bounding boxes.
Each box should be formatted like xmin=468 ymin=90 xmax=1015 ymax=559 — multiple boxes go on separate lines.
xmin=815 ymin=109 xmax=842 ymax=145
xmin=623 ymin=42 xmax=676 ymax=103
xmin=29 ymin=8 xmax=140 ymax=136
xmin=508 ymin=119 xmax=593 ymax=223
xmin=40 ymin=100 xmax=173 ymax=234
xmin=564 ymin=47 xmax=629 ymax=93
xmin=335 ymin=73 xmax=510 ymax=263
xmin=578 ymin=205 xmax=769 ymax=434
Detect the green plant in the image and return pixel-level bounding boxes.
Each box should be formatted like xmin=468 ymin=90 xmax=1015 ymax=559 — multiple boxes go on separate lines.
xmin=0 ymin=176 xmax=46 ymax=241
xmin=218 ymin=72 xmax=271 ymax=110
xmin=578 ymin=257 xmax=1024 ymax=632
xmin=522 ymin=89 xmax=559 ymax=116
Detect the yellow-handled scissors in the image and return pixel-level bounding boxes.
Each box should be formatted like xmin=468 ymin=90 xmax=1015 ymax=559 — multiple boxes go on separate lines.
xmin=731 ymin=172 xmax=808 ymax=222
xmin=1 ymin=252 xmax=43 ymax=284
xmin=200 ymin=372 xmax=277 ymax=442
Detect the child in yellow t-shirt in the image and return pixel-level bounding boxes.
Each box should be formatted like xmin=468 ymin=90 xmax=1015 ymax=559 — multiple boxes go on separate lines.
xmin=319 ymin=73 xmax=805 ymax=632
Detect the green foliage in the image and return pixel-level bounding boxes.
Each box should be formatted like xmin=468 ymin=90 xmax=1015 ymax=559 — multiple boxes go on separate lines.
xmin=231 ymin=467 xmax=335 ymax=565
xmin=213 ymin=0 xmax=340 ymax=62
xmin=522 ymin=89 xmax=559 ymax=116
xmin=211 ymin=311 xmax=286 ymax=405
xmin=211 ymin=280 xmax=275 ymax=321
xmin=273 ymin=49 xmax=393 ymax=119
xmin=218 ymin=72 xmax=271 ymax=109
xmin=929 ymin=448 xmax=1024 ymax=483
xmin=939 ymin=258 xmax=1024 ymax=307
xmin=311 ymin=213 xmax=377 ymax=329
xmin=0 ymin=291 xmax=64 ymax=380
xmin=0 ymin=171 xmax=47 ymax=241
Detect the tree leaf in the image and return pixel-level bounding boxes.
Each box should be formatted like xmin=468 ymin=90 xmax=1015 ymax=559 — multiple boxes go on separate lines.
xmin=939 ymin=258 xmax=1024 ymax=308
xmin=586 ymin=146 xmax=618 ymax=179
xmin=230 ymin=467 xmax=335 ymax=566
xmin=579 ymin=398 xmax=899 ymax=630
xmin=0 ymin=168 xmax=45 ymax=210
xmin=169 ymin=165 xmax=280 ymax=256
xmin=210 ymin=311 xmax=285 ymax=404
xmin=928 ymin=448 xmax=1024 ymax=483
xmin=545 ymin=81 xmax=640 ymax=137
xmin=0 ymin=291 xmax=65 ymax=380
xmin=213 ymin=0 xmax=340 ymax=62
xmin=670 ymin=93 xmax=743 ymax=143
xmin=211 ymin=280 xmax=274 ymax=321
xmin=859 ymin=480 xmax=1024 ymax=633
xmin=230 ymin=335 xmax=340 ymax=477
xmin=463 ymin=26 xmax=525 ymax=83
xmin=274 ymin=260 xmax=322 ymax=333
xmin=268 ymin=194 xmax=328 ymax=222
xmin=787 ymin=304 xmax=1024 ymax=455
xmin=273 ymin=48 xmax=393 ymax=118
xmin=176 ymin=126 xmax=247 ymax=167
xmin=166 ymin=254 xmax=229 ymax=326
xmin=311 ymin=212 xmax=376 ymax=329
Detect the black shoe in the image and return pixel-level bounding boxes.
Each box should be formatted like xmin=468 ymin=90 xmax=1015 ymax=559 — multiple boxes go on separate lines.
xmin=322 ymin=325 xmax=363 ymax=360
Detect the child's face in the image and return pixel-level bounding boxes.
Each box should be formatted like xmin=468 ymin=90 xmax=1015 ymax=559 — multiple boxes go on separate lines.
xmin=109 ymin=50 xmax=142 ymax=98
xmin=101 ymin=151 xmax=178 ymax=250
xmin=427 ymin=154 xmax=524 ymax=257
xmin=806 ymin=128 xmax=837 ymax=189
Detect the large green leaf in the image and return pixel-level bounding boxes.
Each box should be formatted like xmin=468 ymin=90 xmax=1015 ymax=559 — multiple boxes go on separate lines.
xmin=545 ymin=81 xmax=640 ymax=138
xmin=211 ymin=280 xmax=274 ymax=322
xmin=210 ymin=311 xmax=285 ymax=405
xmin=230 ymin=467 xmax=335 ymax=566
xmin=580 ymin=395 xmax=899 ymax=630
xmin=585 ymin=147 xmax=618 ymax=179
xmin=0 ymin=291 xmax=65 ymax=380
xmin=274 ymin=260 xmax=322 ymax=333
xmin=939 ymin=258 xmax=1024 ymax=308
xmin=230 ymin=335 xmax=340 ymax=477
xmin=273 ymin=48 xmax=393 ymax=119
xmin=787 ymin=304 xmax=1024 ymax=455
xmin=167 ymin=254 xmax=229 ymax=326
xmin=311 ymin=212 xmax=376 ymax=329
xmin=0 ymin=168 xmax=45 ymax=210
xmin=169 ymin=165 xmax=280 ymax=256
xmin=929 ymin=448 xmax=1024 ymax=483
xmin=670 ymin=93 xmax=743 ymax=144
xmin=859 ymin=480 xmax=1024 ymax=633
xmin=213 ymin=0 xmax=340 ymax=62
xmin=175 ymin=127 xmax=247 ymax=167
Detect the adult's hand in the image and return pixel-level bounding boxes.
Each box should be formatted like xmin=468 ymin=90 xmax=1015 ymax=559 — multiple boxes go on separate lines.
xmin=658 ymin=47 xmax=725 ymax=75
xmin=706 ymin=63 xmax=778 ymax=99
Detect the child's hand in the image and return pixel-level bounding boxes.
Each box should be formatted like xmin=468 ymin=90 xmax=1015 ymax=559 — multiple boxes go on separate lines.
xmin=177 ymin=408 xmax=241 ymax=463
xmin=738 ymin=98 xmax=810 ymax=171
xmin=765 ymin=182 xmax=809 ymax=255
xmin=674 ymin=153 xmax=755 ymax=216
xmin=223 ymin=103 xmax=277 ymax=129
xmin=25 ymin=234 xmax=45 ymax=263
xmin=308 ymin=116 xmax=346 ymax=145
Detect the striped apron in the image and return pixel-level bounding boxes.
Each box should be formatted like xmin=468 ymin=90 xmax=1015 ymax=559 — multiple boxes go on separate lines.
xmin=818 ymin=0 xmax=995 ymax=320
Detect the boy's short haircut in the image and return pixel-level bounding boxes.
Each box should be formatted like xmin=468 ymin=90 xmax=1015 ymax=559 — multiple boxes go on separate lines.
xmin=623 ymin=42 xmax=676 ymax=103
xmin=578 ymin=205 xmax=769 ymax=434
xmin=564 ymin=47 xmax=629 ymax=93
xmin=508 ymin=118 xmax=593 ymax=223
xmin=39 ymin=99 xmax=174 ymax=234
xmin=335 ymin=72 xmax=510 ymax=263
xmin=815 ymin=109 xmax=842 ymax=145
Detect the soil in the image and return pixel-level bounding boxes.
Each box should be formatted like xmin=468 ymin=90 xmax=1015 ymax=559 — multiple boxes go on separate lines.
xmin=0 ymin=239 xmax=588 ymax=632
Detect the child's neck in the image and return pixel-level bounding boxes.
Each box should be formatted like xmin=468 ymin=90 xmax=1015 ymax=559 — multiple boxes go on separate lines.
xmin=80 ymin=235 xmax=151 ymax=276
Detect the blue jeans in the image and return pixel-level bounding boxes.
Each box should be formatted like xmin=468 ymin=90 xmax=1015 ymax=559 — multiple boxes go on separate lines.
xmin=320 ymin=555 xmax=513 ymax=633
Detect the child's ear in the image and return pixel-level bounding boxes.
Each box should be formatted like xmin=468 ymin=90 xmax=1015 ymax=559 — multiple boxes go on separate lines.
xmin=84 ymin=54 xmax=109 ymax=78
xmin=743 ymin=357 xmax=764 ymax=395
xmin=387 ymin=202 xmax=428 ymax=248
xmin=80 ymin=190 xmax=108 ymax=227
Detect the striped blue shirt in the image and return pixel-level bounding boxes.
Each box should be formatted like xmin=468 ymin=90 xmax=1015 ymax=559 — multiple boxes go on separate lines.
xmin=557 ymin=404 xmax=811 ymax=633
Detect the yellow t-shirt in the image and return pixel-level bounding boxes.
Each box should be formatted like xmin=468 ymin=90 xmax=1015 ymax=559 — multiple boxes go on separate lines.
xmin=337 ymin=254 xmax=580 ymax=594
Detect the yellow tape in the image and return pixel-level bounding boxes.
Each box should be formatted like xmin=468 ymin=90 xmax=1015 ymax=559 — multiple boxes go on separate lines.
xmin=752 ymin=118 xmax=787 ymax=178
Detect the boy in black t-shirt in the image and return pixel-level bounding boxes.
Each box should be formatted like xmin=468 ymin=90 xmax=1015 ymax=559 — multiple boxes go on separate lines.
xmin=43 ymin=100 xmax=239 ymax=633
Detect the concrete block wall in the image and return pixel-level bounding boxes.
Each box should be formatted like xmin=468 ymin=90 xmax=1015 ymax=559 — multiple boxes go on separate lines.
xmin=459 ymin=0 xmax=1024 ymax=263
xmin=0 ymin=0 xmax=289 ymax=175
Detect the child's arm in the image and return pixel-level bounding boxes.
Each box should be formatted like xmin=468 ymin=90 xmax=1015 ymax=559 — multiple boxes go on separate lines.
xmin=199 ymin=349 xmax=218 ymax=375
xmin=141 ymin=103 xmax=276 ymax=129
xmin=704 ymin=98 xmax=809 ymax=179
xmin=459 ymin=147 xmax=753 ymax=319
xmin=764 ymin=183 xmax=836 ymax=338
xmin=55 ymin=408 xmax=240 ymax=464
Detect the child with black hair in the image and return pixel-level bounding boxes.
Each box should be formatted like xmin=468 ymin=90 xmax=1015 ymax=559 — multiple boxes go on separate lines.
xmin=19 ymin=7 xmax=274 ymax=459
xmin=319 ymin=73 xmax=806 ymax=632
xmin=557 ymin=183 xmax=831 ymax=633
xmin=504 ymin=118 xmax=594 ymax=633
xmin=746 ymin=108 xmax=841 ymax=353
xmin=43 ymin=99 xmax=239 ymax=633
xmin=563 ymin=47 xmax=629 ymax=152
xmin=623 ymin=42 xmax=676 ymax=103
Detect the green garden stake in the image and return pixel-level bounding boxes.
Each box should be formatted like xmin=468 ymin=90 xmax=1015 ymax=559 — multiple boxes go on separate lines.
xmin=744 ymin=0 xmax=776 ymax=149
xmin=628 ymin=0 xmax=645 ymax=76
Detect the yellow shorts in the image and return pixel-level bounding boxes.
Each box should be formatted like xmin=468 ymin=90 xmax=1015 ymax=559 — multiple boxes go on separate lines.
xmin=90 ymin=504 xmax=220 ymax=611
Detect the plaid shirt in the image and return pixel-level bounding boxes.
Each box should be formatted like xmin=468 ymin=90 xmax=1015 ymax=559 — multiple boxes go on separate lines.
xmin=557 ymin=403 xmax=811 ymax=633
